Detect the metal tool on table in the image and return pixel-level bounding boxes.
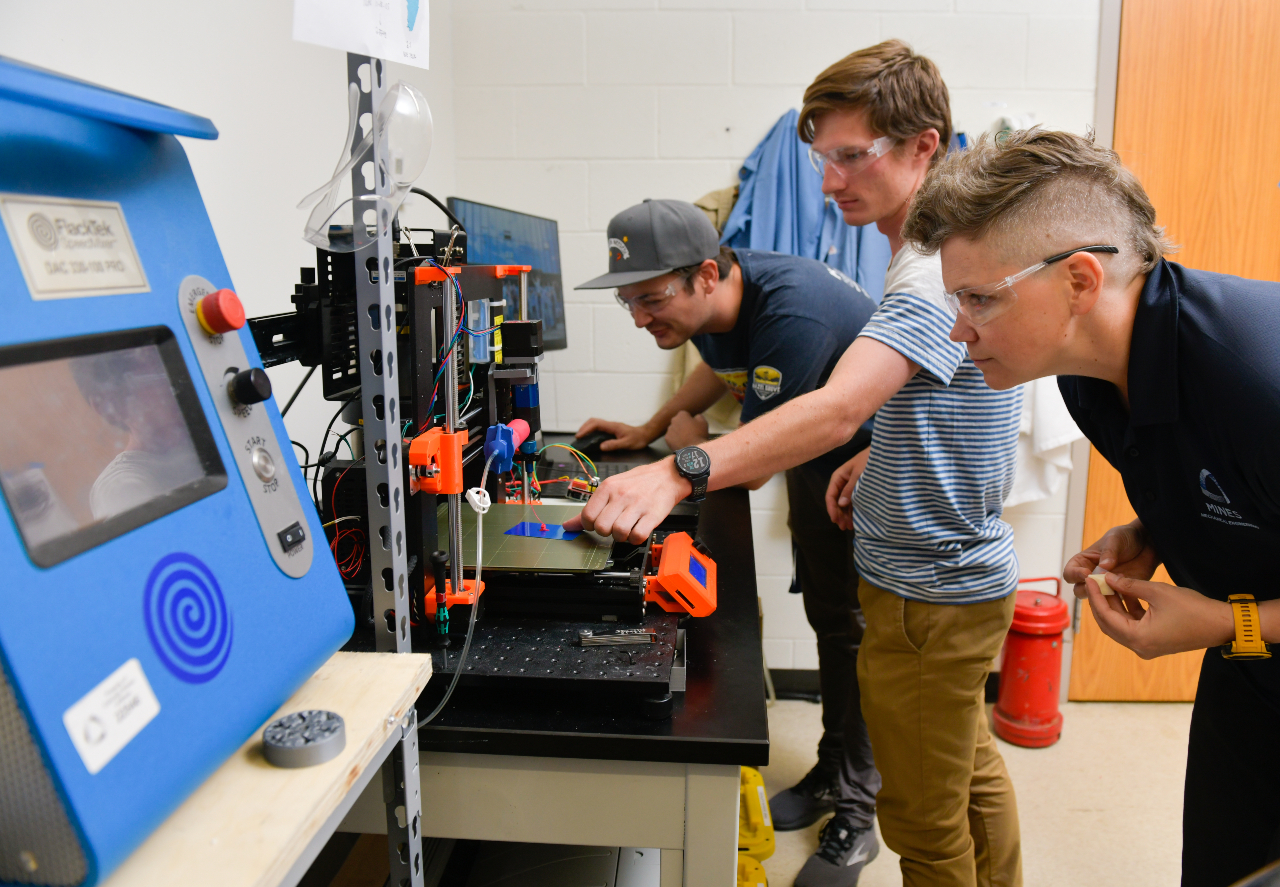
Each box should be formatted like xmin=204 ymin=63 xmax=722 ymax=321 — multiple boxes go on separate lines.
xmin=577 ymin=629 xmax=659 ymax=647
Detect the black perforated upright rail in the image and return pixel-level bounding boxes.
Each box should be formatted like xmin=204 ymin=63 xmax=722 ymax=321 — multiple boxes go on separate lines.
xmin=346 ymin=52 xmax=424 ymax=887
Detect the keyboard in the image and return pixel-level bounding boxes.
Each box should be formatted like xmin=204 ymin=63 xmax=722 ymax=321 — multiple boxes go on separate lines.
xmin=593 ymin=462 xmax=633 ymax=478
xmin=543 ymin=459 xmax=632 ymax=479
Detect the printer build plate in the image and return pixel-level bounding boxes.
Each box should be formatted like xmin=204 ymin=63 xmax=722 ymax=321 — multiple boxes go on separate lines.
xmin=439 ymin=502 xmax=613 ymax=573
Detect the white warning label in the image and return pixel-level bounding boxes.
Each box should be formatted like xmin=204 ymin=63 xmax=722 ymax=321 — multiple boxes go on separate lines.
xmin=63 ymin=658 xmax=160 ymax=775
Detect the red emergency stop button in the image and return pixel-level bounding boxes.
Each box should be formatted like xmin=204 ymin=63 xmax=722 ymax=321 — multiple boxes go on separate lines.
xmin=196 ymin=289 xmax=245 ymax=335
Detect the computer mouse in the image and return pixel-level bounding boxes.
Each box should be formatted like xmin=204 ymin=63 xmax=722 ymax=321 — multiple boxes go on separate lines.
xmin=572 ymin=430 xmax=616 ymax=458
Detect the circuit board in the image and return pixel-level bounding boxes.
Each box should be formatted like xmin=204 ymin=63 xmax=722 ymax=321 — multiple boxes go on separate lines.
xmin=438 ymin=502 xmax=613 ymax=572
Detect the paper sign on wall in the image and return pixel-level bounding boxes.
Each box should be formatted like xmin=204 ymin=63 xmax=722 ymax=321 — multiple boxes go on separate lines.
xmin=293 ymin=0 xmax=429 ymax=69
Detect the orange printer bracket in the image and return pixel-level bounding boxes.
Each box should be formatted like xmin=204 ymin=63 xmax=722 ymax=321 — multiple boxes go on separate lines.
xmin=407 ymin=427 xmax=469 ymax=495
xmin=422 ymin=576 xmax=485 ymax=618
xmin=644 ymin=531 xmax=717 ymax=617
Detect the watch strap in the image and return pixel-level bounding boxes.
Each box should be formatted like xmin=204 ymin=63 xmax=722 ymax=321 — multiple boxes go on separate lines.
xmin=687 ymin=474 xmax=708 ymax=502
xmin=1223 ymin=594 xmax=1271 ymax=660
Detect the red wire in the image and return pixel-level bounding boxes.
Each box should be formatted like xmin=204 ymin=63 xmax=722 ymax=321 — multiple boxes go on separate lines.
xmin=329 ymin=457 xmax=367 ymax=578
xmin=331 ymin=526 xmax=365 ymax=578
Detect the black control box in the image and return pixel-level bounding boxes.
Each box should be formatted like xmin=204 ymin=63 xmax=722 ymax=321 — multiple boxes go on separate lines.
xmin=502 ymin=319 xmax=543 ymax=359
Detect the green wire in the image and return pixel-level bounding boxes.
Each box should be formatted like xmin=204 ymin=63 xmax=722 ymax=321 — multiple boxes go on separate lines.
xmin=332 ymin=428 xmax=358 ymax=460
xmin=432 ymin=366 xmax=477 ymax=422
xmin=460 ymin=366 xmax=476 ymax=414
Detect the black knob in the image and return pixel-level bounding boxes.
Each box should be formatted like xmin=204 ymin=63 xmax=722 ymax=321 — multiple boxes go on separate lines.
xmin=430 ymin=550 xmax=449 ymax=594
xmin=229 ymin=368 xmax=272 ymax=405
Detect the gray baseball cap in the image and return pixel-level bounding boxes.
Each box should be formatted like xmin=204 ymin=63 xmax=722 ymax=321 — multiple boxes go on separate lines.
xmin=575 ymin=198 xmax=720 ymax=289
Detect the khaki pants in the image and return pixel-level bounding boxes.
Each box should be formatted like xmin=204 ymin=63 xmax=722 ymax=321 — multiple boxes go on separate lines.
xmin=857 ymin=579 xmax=1022 ymax=887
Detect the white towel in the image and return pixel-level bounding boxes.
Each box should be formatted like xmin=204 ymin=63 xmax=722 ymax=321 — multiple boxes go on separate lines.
xmin=1005 ymin=378 xmax=1085 ymax=507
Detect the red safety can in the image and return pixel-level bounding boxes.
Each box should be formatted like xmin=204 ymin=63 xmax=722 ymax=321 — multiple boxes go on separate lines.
xmin=993 ymin=577 xmax=1071 ymax=748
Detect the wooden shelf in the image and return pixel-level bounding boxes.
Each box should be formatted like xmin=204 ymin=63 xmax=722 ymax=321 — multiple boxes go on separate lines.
xmin=103 ymin=651 xmax=432 ymax=887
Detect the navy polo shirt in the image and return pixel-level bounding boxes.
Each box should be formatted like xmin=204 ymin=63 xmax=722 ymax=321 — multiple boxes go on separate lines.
xmin=1059 ymin=259 xmax=1280 ymax=604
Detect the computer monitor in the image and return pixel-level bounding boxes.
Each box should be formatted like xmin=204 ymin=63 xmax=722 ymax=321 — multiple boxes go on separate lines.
xmin=446 ymin=197 xmax=568 ymax=351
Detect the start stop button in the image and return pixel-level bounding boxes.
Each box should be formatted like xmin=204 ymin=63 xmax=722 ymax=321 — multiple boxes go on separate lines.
xmin=250 ymin=446 xmax=276 ymax=482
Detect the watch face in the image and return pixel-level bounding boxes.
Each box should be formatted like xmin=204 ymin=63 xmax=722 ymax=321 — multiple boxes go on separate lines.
xmin=676 ymin=446 xmax=710 ymax=476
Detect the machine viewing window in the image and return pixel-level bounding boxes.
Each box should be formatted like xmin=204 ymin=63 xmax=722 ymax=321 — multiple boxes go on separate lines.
xmin=447 ymin=197 xmax=568 ymax=351
xmin=0 ymin=326 xmax=226 ymax=568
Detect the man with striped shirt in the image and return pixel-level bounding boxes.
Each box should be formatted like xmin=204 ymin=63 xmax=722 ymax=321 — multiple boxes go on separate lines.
xmin=567 ymin=40 xmax=1025 ymax=887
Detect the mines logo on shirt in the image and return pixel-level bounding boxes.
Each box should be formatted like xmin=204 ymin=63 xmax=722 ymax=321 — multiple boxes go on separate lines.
xmin=1198 ymin=469 xmax=1259 ymax=529
xmin=752 ymin=366 xmax=782 ymax=401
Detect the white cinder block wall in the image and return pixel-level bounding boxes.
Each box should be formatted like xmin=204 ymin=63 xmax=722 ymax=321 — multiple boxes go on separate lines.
xmin=0 ymin=0 xmax=459 ymax=453
xmin=2 ymin=1 xmax=1098 ymax=672
xmin=449 ymin=0 xmax=1101 ymax=670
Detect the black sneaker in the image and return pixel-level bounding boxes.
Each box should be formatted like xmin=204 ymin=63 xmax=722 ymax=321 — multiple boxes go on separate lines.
xmin=794 ymin=814 xmax=880 ymax=887
xmin=768 ymin=761 xmax=838 ymax=831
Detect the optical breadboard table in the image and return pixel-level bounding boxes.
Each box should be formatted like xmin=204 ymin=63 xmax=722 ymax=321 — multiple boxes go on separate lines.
xmin=101 ymin=652 xmax=431 ymax=887
xmin=345 ymin=447 xmax=769 ymax=887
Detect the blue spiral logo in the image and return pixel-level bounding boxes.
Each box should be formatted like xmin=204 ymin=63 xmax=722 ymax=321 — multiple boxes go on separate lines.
xmin=143 ymin=553 xmax=233 ymax=684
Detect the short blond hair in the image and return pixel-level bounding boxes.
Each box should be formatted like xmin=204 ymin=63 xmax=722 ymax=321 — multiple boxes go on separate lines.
xmin=902 ymin=128 xmax=1175 ymax=280
xmin=799 ymin=39 xmax=951 ymax=165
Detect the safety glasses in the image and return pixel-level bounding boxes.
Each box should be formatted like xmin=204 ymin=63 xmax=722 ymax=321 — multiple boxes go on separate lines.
xmin=615 ymin=281 xmax=679 ymax=315
xmin=944 ymin=245 xmax=1120 ymax=326
xmin=807 ymin=136 xmax=897 ymax=180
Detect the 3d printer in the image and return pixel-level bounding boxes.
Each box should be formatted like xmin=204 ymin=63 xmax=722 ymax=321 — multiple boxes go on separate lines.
xmin=250 ymin=202 xmax=718 ymax=719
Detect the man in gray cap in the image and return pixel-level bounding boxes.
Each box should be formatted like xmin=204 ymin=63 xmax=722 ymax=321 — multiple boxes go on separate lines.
xmin=575 ymin=197 xmax=885 ymax=875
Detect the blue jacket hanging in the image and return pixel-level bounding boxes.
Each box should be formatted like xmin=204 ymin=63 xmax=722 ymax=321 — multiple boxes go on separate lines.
xmin=721 ymin=109 xmax=893 ymax=303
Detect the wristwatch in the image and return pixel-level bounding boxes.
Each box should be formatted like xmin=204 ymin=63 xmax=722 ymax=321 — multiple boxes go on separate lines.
xmin=1221 ymin=594 xmax=1271 ymax=660
xmin=673 ymin=446 xmax=711 ymax=503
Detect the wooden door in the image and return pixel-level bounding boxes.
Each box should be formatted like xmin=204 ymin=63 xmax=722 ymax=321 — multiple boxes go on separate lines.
xmin=1071 ymin=0 xmax=1280 ymax=699
xmin=1112 ymin=0 xmax=1280 ymax=280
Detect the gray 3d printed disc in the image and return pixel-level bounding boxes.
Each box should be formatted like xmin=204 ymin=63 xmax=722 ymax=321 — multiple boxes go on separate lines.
xmin=262 ymin=710 xmax=345 ymax=768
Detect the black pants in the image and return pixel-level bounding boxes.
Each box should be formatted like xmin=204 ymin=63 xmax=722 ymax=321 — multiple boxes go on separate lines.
xmin=785 ymin=463 xmax=881 ymax=828
xmin=1183 ymin=649 xmax=1280 ymax=886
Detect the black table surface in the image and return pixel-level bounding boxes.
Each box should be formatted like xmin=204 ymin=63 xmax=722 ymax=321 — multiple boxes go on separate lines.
xmin=417 ymin=435 xmax=770 ymax=767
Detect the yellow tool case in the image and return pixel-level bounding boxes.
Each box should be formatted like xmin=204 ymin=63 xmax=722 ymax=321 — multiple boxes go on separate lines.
xmin=738 ymin=766 xmax=776 ymax=862
xmin=737 ymin=853 xmax=768 ymax=887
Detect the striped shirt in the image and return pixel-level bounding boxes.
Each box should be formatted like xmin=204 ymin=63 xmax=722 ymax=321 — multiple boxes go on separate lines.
xmin=851 ymin=246 xmax=1022 ymax=604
